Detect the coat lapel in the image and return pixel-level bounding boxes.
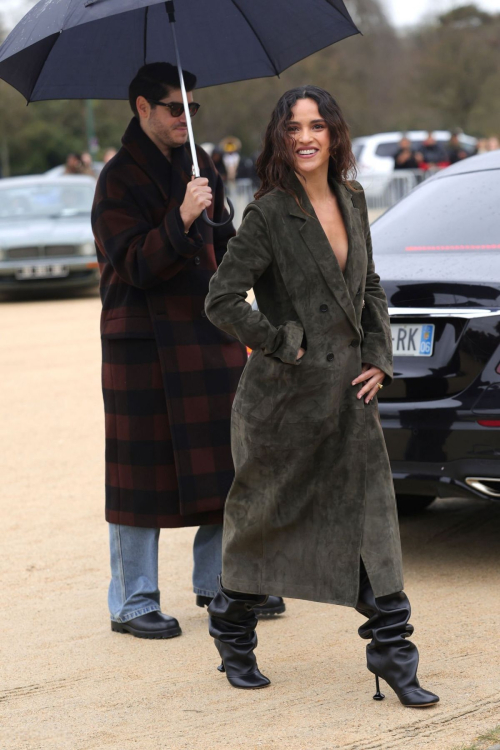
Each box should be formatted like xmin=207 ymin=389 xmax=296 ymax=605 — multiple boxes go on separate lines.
xmin=121 ymin=117 xmax=194 ymax=205
xmin=288 ymin=173 xmax=362 ymax=334
xmin=121 ymin=117 xmax=173 ymax=201
xmin=121 ymin=117 xmax=206 ymax=234
xmin=332 ymin=179 xmax=365 ymax=305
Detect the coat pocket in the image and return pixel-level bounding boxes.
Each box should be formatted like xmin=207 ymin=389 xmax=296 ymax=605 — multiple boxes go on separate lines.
xmin=232 ymin=351 xmax=339 ymax=426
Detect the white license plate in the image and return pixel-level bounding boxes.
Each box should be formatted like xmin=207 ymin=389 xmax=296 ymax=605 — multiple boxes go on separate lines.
xmin=391 ymin=323 xmax=435 ymax=357
xmin=15 ymin=264 xmax=69 ymax=280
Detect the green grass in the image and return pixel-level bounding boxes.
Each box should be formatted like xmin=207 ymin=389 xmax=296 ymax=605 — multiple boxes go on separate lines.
xmin=455 ymin=726 xmax=500 ymax=750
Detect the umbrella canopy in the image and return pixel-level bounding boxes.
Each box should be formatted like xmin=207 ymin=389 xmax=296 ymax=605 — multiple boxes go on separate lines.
xmin=0 ymin=0 xmax=359 ymax=102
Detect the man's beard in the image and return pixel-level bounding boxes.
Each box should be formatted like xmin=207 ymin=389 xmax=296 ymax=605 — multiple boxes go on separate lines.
xmin=155 ymin=124 xmax=187 ymax=151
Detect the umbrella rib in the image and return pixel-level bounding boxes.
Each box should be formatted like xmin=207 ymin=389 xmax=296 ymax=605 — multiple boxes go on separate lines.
xmin=229 ymin=0 xmax=280 ymax=77
xmin=27 ymin=32 xmax=60 ymax=103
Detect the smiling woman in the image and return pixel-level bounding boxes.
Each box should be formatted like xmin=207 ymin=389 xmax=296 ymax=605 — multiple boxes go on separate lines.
xmin=203 ymin=84 xmax=440 ymax=706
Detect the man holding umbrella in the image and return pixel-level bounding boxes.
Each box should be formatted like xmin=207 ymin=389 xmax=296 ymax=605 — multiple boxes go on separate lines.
xmin=92 ymin=62 xmax=285 ymax=639
xmin=0 ymin=0 xmax=360 ymax=642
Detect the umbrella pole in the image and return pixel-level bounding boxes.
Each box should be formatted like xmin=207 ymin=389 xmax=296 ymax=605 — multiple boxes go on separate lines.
xmin=165 ymin=2 xmax=234 ymax=227
xmin=165 ymin=1 xmax=200 ymax=177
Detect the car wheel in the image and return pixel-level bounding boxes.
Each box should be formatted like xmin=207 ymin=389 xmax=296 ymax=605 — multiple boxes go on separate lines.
xmin=396 ymin=494 xmax=436 ymax=515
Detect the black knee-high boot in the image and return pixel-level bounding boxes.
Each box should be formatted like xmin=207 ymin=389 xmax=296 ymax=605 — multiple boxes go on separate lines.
xmin=208 ymin=579 xmax=271 ymax=689
xmin=355 ymin=562 xmax=439 ymax=707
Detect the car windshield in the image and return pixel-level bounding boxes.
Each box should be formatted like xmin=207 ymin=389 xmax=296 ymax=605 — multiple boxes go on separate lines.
xmin=375 ymin=139 xmax=451 ymax=158
xmin=375 ymin=142 xmax=401 ymax=158
xmin=372 ymin=170 xmax=500 ymax=256
xmin=0 ymin=183 xmax=94 ymax=219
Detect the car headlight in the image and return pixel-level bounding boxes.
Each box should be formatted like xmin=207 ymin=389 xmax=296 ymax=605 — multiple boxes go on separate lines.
xmin=79 ymin=241 xmax=95 ymax=256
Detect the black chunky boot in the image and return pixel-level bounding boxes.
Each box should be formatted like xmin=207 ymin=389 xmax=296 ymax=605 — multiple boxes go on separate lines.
xmin=356 ymin=562 xmax=439 ymax=707
xmin=208 ymin=580 xmax=271 ymax=689
xmin=196 ymin=593 xmax=286 ymax=618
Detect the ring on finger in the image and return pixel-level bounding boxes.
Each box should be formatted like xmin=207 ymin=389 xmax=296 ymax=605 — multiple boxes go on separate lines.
xmin=377 ymin=382 xmax=383 ymax=390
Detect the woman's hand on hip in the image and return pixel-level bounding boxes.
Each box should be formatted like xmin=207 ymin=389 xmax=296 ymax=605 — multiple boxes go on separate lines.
xmin=352 ymin=363 xmax=385 ymax=403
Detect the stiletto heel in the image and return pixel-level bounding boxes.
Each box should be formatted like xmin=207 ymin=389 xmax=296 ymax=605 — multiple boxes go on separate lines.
xmin=217 ymin=660 xmax=225 ymax=673
xmin=373 ymin=674 xmax=385 ymax=701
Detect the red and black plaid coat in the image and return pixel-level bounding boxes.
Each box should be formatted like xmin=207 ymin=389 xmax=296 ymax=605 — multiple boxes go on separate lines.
xmin=92 ymin=117 xmax=247 ymax=528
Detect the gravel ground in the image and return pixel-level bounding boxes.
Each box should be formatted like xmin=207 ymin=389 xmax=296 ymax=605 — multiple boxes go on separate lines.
xmin=1 ymin=293 xmax=500 ymax=750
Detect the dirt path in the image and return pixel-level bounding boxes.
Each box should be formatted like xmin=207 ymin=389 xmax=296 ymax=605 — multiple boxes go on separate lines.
xmin=1 ymin=294 xmax=499 ymax=750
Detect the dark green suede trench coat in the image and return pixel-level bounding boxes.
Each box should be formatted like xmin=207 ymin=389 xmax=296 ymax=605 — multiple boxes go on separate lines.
xmin=205 ymin=175 xmax=404 ymax=607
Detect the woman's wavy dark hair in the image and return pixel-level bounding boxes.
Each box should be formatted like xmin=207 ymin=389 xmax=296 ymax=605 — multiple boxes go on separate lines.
xmin=255 ymin=85 xmax=356 ymax=205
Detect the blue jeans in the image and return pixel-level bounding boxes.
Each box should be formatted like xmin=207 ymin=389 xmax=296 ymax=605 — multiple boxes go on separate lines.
xmin=108 ymin=523 xmax=223 ymax=622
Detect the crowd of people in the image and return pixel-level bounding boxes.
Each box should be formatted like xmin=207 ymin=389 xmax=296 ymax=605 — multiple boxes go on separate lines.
xmin=394 ymin=129 xmax=499 ymax=171
xmin=200 ymin=136 xmax=258 ymax=185
xmin=62 ymin=129 xmax=499 ymax=184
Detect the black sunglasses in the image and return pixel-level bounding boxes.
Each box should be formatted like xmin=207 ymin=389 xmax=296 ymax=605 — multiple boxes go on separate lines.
xmin=147 ymin=99 xmax=200 ymax=117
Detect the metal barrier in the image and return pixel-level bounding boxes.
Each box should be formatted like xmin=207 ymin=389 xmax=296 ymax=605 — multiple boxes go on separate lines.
xmin=359 ymin=171 xmax=420 ymax=213
xmin=226 ymin=178 xmax=256 ymax=228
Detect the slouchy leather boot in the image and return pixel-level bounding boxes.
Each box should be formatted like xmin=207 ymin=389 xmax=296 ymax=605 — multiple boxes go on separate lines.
xmin=208 ymin=580 xmax=271 ymax=689
xmin=355 ymin=562 xmax=439 ymax=707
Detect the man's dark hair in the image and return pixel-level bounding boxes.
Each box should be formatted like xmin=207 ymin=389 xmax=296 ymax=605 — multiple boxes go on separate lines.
xmin=128 ymin=63 xmax=197 ymax=117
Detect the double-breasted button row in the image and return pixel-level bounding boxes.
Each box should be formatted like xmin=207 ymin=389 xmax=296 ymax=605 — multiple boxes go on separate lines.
xmin=319 ymin=304 xmax=329 ymax=313
xmin=326 ymin=352 xmax=334 ymax=362
xmin=194 ymin=256 xmax=201 ymax=265
xmin=350 ymin=339 xmax=360 ymax=348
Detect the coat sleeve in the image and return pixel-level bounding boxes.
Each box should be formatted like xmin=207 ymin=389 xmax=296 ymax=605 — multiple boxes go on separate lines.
xmin=92 ymin=171 xmax=204 ymax=289
xmin=356 ymin=185 xmax=394 ymax=383
xmin=205 ymin=204 xmax=304 ymax=365
xmin=212 ymin=170 xmax=236 ymax=267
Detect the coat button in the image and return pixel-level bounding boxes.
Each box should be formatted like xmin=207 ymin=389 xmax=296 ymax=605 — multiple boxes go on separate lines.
xmin=326 ymin=352 xmax=334 ymax=362
xmin=194 ymin=256 xmax=201 ymax=265
xmin=201 ymin=310 xmax=207 ymax=318
xmin=320 ymin=304 xmax=328 ymax=313
xmin=350 ymin=340 xmax=360 ymax=348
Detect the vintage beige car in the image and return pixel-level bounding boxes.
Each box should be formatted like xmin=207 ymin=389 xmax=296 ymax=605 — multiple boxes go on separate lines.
xmin=0 ymin=174 xmax=98 ymax=292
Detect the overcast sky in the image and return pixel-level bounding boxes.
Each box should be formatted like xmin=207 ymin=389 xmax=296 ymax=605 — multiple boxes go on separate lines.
xmin=384 ymin=0 xmax=500 ymax=26
xmin=3 ymin=0 xmax=500 ymax=32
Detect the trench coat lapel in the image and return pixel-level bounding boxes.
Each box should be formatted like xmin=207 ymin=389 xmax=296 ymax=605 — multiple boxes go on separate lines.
xmin=288 ymin=173 xmax=362 ymax=334
xmin=332 ymin=178 xmax=365 ymax=305
xmin=121 ymin=117 xmax=208 ymax=238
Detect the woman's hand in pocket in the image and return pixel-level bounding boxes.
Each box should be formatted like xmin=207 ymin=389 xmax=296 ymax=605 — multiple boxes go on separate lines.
xmin=296 ymin=347 xmax=306 ymax=362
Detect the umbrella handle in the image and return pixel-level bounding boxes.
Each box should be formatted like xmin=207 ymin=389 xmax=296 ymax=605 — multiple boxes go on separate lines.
xmin=202 ymin=199 xmax=235 ymax=228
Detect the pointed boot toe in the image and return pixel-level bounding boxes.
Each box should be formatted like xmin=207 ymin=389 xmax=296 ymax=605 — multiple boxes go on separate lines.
xmin=399 ymin=687 xmax=440 ymax=707
xmin=222 ymin=666 xmax=271 ymax=690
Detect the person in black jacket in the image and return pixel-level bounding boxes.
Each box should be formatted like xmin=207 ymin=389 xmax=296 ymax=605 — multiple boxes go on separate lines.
xmin=393 ymin=137 xmax=422 ymax=170
xmin=420 ymin=132 xmax=448 ymax=166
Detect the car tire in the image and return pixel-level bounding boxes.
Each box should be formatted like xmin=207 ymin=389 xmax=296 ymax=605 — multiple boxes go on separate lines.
xmin=396 ymin=494 xmax=436 ymax=515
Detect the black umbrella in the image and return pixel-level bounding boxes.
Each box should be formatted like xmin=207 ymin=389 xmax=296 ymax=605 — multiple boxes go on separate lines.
xmin=0 ymin=0 xmax=360 ymax=225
